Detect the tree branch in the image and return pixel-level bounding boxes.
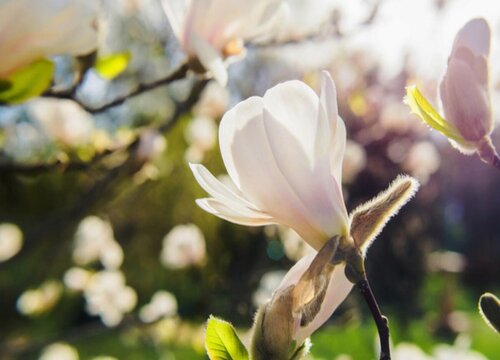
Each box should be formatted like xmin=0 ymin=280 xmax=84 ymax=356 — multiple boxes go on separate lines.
xmin=0 ymin=69 xmax=205 ymax=176
xmin=43 ymin=63 xmax=190 ymax=114
xmin=356 ymin=278 xmax=391 ymax=360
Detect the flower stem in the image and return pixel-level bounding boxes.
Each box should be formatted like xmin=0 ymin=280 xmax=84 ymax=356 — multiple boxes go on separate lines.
xmin=478 ymin=137 xmax=500 ymax=171
xmin=356 ymin=278 xmax=391 ymax=360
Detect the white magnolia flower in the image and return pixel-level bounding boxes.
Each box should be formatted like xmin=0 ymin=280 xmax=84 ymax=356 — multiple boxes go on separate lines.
xmin=139 ymin=290 xmax=178 ymax=323
xmin=160 ymin=224 xmax=206 ymax=269
xmin=161 ymin=0 xmax=287 ymax=85
xmin=191 ymin=71 xmax=349 ymax=251
xmin=0 ymin=223 xmax=23 ymax=263
xmin=0 ymin=0 xmax=98 ymax=78
xmin=84 ymin=270 xmax=137 ymax=327
xmin=39 ymin=342 xmax=79 ymax=360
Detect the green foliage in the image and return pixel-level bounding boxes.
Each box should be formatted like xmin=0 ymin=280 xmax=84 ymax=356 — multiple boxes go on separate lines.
xmin=479 ymin=293 xmax=500 ymax=333
xmin=95 ymin=52 xmax=131 ymax=80
xmin=404 ymin=85 xmax=471 ymax=148
xmin=206 ymin=316 xmax=249 ymax=360
xmin=0 ymin=59 xmax=55 ymax=104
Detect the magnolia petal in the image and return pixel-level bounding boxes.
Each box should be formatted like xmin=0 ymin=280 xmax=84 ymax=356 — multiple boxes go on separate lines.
xmin=320 ymin=71 xmax=338 ymax=130
xmin=452 ymin=18 xmax=490 ymax=57
xmin=0 ymin=0 xmax=98 ymax=77
xmin=161 ymin=0 xmax=190 ymax=41
xmin=189 ymin=163 xmax=270 ymax=219
xmin=441 ymin=57 xmax=492 ymax=141
xmin=191 ymin=33 xmax=228 ymax=86
xmin=261 ymin=107 xmax=348 ymax=248
xmin=220 ymin=95 xmax=330 ymax=247
xmin=275 ymin=253 xmax=352 ymax=345
xmin=330 ymin=116 xmax=347 ymax=185
xmin=263 ymin=80 xmax=324 ymax=165
xmin=238 ymin=0 xmax=289 ymax=43
xmin=196 ymin=198 xmax=274 ymax=226
xmin=294 ymin=264 xmax=352 ymax=345
xmin=319 ymin=71 xmax=346 ymax=189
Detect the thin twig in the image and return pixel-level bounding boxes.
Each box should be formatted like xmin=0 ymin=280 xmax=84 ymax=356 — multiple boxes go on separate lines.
xmin=356 ymin=278 xmax=391 ymax=360
xmin=43 ymin=63 xmax=189 ymax=114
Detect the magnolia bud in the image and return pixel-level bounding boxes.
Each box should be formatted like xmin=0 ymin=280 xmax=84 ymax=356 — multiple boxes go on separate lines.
xmin=439 ymin=18 xmax=492 ymax=143
xmin=250 ymin=238 xmax=348 ymax=360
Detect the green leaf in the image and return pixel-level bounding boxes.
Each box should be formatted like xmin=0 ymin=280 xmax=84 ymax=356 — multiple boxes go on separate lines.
xmin=205 ymin=316 xmax=249 ymax=360
xmin=94 ymin=52 xmax=131 ymax=80
xmin=479 ymin=293 xmax=500 ymax=333
xmin=0 ymin=59 xmax=55 ymax=104
xmin=0 ymin=79 xmax=11 ymax=92
xmin=404 ymin=85 xmax=467 ymax=144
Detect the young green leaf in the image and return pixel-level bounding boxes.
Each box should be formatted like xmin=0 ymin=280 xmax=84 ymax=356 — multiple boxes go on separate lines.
xmin=206 ymin=316 xmax=249 ymax=360
xmin=404 ymin=85 xmax=468 ymax=144
xmin=94 ymin=52 xmax=131 ymax=80
xmin=0 ymin=59 xmax=55 ymax=104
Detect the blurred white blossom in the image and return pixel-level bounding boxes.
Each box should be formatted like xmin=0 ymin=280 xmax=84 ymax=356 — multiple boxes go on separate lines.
xmin=404 ymin=141 xmax=441 ymax=184
xmin=279 ymin=227 xmax=314 ymax=262
xmin=73 ymin=216 xmax=124 ymax=270
xmin=3 ymin=122 xmax=50 ymax=162
xmin=252 ymin=270 xmax=286 ymax=308
xmin=193 ymin=82 xmax=230 ymax=119
xmin=393 ymin=336 xmax=488 ymax=360
xmin=28 ymin=99 xmax=95 ymax=148
xmin=0 ymin=0 xmax=98 ymax=78
xmin=393 ymin=343 xmax=432 ymax=360
xmin=63 ymin=267 xmax=92 ymax=292
xmin=427 ymin=250 xmax=466 ymax=274
xmin=0 ymin=223 xmax=23 ymax=263
xmin=342 ymin=140 xmax=367 ymax=184
xmin=84 ymin=270 xmax=137 ymax=327
xmin=17 ymin=280 xmax=63 ymax=316
xmin=139 ymin=290 xmax=178 ymax=323
xmin=272 ymin=0 xmax=337 ymax=42
xmin=184 ymin=116 xmax=217 ymax=163
xmin=39 ymin=342 xmax=79 ymax=360
xmin=160 ymin=224 xmax=206 ymax=269
xmin=161 ymin=0 xmax=287 ymax=85
xmin=136 ymin=129 xmax=167 ymax=163
xmin=433 ymin=335 xmax=487 ymax=360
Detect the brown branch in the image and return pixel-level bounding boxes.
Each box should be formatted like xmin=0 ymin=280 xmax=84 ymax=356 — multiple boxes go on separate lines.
xmin=0 ymin=67 xmax=203 ymax=176
xmin=43 ymin=63 xmax=189 ymax=113
xmin=356 ymin=278 xmax=391 ymax=360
